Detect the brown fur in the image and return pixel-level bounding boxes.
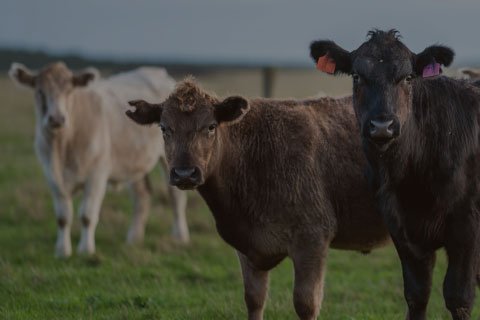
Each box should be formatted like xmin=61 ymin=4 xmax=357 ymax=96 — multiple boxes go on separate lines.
xmin=127 ymin=80 xmax=391 ymax=319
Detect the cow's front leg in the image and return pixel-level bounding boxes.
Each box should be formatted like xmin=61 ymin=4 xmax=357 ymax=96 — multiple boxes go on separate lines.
xmin=391 ymin=238 xmax=435 ymax=320
xmin=237 ymin=252 xmax=270 ymax=320
xmin=52 ymin=192 xmax=74 ymax=258
xmin=77 ymin=174 xmax=108 ymax=254
xmin=443 ymin=215 xmax=480 ymax=320
xmin=290 ymin=236 xmax=329 ymax=320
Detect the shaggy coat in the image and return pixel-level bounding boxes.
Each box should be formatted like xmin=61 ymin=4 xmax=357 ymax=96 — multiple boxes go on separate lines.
xmin=126 ymin=79 xmax=391 ymax=320
xmin=310 ymin=29 xmax=480 ymax=320
xmin=9 ymin=62 xmax=189 ymax=257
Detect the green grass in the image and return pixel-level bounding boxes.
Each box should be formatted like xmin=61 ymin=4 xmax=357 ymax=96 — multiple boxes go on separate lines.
xmin=0 ymin=72 xmax=479 ymax=319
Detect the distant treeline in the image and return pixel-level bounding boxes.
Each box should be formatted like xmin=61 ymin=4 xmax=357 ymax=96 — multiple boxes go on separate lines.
xmin=0 ymin=48 xmax=236 ymax=77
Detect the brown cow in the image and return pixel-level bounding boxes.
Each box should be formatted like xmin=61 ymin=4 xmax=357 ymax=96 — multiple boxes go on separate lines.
xmin=126 ymin=79 xmax=391 ymax=320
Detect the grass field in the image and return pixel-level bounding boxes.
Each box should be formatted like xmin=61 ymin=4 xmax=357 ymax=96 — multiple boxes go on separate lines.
xmin=0 ymin=69 xmax=479 ymax=320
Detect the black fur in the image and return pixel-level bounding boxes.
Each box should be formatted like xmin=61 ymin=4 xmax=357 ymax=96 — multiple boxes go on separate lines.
xmin=310 ymin=29 xmax=480 ymax=319
xmin=309 ymin=40 xmax=352 ymax=74
xmin=413 ymin=45 xmax=455 ymax=76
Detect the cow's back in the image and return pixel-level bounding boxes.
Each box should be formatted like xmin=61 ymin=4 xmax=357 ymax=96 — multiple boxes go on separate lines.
xmin=92 ymin=67 xmax=174 ymax=181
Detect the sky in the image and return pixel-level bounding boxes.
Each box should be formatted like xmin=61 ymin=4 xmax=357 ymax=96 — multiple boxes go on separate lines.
xmin=1 ymin=0 xmax=480 ymax=67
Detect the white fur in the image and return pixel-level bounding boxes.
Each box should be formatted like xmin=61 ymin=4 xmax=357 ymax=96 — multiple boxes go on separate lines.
xmin=13 ymin=65 xmax=189 ymax=257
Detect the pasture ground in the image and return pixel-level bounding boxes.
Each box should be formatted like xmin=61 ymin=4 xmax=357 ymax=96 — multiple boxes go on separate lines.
xmin=0 ymin=69 xmax=478 ymax=319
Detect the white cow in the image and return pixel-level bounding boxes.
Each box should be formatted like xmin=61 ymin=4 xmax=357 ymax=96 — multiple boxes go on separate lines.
xmin=9 ymin=62 xmax=189 ymax=257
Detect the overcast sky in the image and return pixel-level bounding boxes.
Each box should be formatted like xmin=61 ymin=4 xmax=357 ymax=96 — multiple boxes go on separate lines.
xmin=2 ymin=0 xmax=480 ymax=66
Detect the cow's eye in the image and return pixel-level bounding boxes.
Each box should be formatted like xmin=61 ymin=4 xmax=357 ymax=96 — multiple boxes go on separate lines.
xmin=159 ymin=124 xmax=170 ymax=137
xmin=405 ymin=74 xmax=413 ymax=83
xmin=208 ymin=123 xmax=217 ymax=134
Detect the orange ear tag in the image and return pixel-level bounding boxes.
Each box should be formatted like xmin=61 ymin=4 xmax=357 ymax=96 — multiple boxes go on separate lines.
xmin=316 ymin=54 xmax=336 ymax=74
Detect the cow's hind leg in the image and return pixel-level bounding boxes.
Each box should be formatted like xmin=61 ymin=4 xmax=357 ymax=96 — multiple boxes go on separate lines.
xmin=52 ymin=192 xmax=74 ymax=258
xmin=160 ymin=158 xmax=189 ymax=243
xmin=77 ymin=174 xmax=108 ymax=254
xmin=237 ymin=251 xmax=270 ymax=320
xmin=126 ymin=175 xmax=152 ymax=245
xmin=291 ymin=235 xmax=330 ymax=320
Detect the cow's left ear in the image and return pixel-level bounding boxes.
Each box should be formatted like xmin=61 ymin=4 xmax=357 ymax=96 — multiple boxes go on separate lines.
xmin=126 ymin=100 xmax=163 ymax=125
xmin=214 ymin=96 xmax=250 ymax=126
xmin=413 ymin=45 xmax=454 ymax=76
xmin=310 ymin=40 xmax=352 ymax=74
xmin=72 ymin=67 xmax=99 ymax=87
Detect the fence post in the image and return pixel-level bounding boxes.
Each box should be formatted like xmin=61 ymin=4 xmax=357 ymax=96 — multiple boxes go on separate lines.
xmin=262 ymin=67 xmax=276 ymax=98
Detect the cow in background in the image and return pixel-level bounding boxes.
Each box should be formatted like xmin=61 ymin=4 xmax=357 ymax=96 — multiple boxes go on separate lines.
xmin=9 ymin=62 xmax=189 ymax=258
xmin=460 ymin=67 xmax=480 ymax=81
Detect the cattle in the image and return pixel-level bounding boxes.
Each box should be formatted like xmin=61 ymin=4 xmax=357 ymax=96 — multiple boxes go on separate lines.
xmin=460 ymin=68 xmax=480 ymax=88
xmin=460 ymin=67 xmax=480 ymax=81
xmin=8 ymin=62 xmax=190 ymax=258
xmin=126 ymin=78 xmax=391 ymax=320
xmin=310 ymin=29 xmax=480 ymax=320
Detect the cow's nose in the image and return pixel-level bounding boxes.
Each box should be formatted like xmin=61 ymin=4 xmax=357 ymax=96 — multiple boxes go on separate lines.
xmin=174 ymin=167 xmax=196 ymax=179
xmin=170 ymin=167 xmax=202 ymax=189
xmin=48 ymin=114 xmax=65 ymax=128
xmin=369 ymin=120 xmax=394 ymax=140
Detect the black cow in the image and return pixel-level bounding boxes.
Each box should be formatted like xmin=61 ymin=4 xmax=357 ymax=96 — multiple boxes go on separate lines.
xmin=310 ymin=29 xmax=480 ymax=320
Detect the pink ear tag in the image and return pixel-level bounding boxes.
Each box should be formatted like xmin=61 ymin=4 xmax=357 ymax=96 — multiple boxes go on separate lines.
xmin=422 ymin=62 xmax=440 ymax=78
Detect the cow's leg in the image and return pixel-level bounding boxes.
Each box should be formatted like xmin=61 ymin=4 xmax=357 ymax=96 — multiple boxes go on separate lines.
xmin=443 ymin=217 xmax=479 ymax=320
xmin=393 ymin=241 xmax=435 ymax=320
xmin=237 ymin=251 xmax=269 ymax=320
xmin=160 ymin=158 xmax=189 ymax=242
xmin=77 ymin=174 xmax=108 ymax=254
xmin=290 ymin=237 xmax=329 ymax=320
xmin=126 ymin=175 xmax=152 ymax=245
xmin=52 ymin=192 xmax=74 ymax=258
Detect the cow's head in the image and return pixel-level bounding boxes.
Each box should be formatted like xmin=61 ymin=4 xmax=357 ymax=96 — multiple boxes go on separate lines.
xmin=126 ymin=79 xmax=249 ymax=190
xmin=9 ymin=62 xmax=98 ymax=131
xmin=310 ymin=29 xmax=454 ymax=150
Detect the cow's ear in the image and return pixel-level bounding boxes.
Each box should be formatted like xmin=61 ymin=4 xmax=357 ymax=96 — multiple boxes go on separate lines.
xmin=310 ymin=40 xmax=352 ymax=74
xmin=9 ymin=62 xmax=36 ymax=88
xmin=72 ymin=67 xmax=99 ymax=87
xmin=214 ymin=96 xmax=249 ymax=126
xmin=414 ymin=45 xmax=454 ymax=76
xmin=126 ymin=100 xmax=163 ymax=125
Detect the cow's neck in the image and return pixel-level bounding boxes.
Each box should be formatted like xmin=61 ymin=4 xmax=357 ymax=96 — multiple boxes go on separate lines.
xmin=197 ymin=125 xmax=244 ymax=215
xmin=374 ymin=77 xmax=479 ymax=212
xmin=196 ymin=118 xmax=273 ymax=251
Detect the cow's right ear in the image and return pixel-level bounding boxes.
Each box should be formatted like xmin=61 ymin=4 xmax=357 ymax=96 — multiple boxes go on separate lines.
xmin=9 ymin=62 xmax=36 ymax=88
xmin=126 ymin=100 xmax=163 ymax=125
xmin=309 ymin=40 xmax=352 ymax=74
